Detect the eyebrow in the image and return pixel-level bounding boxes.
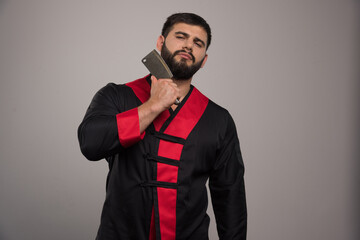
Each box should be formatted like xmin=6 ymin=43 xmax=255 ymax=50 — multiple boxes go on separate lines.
xmin=175 ymin=31 xmax=206 ymax=47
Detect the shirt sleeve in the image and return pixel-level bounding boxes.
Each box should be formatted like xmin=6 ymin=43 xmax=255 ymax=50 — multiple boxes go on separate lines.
xmin=116 ymin=108 xmax=145 ymax=148
xmin=77 ymin=83 xmax=144 ymax=161
xmin=209 ymin=112 xmax=247 ymax=240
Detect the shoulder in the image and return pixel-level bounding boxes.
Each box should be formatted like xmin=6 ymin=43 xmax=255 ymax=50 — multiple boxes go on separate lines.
xmin=95 ymin=75 xmax=150 ymax=102
xmin=191 ymin=86 xmax=234 ymax=129
xmin=192 ymin=86 xmax=230 ymax=120
xmin=204 ymin=97 xmax=233 ymax=124
xmin=197 ymin=94 xmax=238 ymax=141
xmin=90 ymin=83 xmax=130 ymax=107
xmin=98 ymin=75 xmax=150 ymax=95
xmin=97 ymin=82 xmax=130 ymax=96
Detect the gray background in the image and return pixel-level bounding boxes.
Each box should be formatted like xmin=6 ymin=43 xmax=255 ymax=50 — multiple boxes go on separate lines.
xmin=0 ymin=0 xmax=358 ymax=239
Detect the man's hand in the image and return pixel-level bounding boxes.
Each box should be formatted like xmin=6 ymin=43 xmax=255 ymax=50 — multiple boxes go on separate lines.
xmin=137 ymin=76 xmax=180 ymax=133
xmin=148 ymin=75 xmax=180 ymax=112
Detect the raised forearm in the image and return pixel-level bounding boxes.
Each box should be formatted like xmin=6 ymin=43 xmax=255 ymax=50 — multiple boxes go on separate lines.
xmin=138 ymin=75 xmax=180 ymax=133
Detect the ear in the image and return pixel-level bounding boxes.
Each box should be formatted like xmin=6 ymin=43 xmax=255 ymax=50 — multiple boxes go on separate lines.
xmin=156 ymin=35 xmax=165 ymax=52
xmin=200 ymin=54 xmax=208 ymax=68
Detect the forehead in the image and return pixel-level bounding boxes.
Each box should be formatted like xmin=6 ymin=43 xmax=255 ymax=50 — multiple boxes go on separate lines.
xmin=168 ymin=23 xmax=208 ymax=42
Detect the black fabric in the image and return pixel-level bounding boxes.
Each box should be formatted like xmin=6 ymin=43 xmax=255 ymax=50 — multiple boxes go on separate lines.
xmin=145 ymin=153 xmax=181 ymax=166
xmin=140 ymin=180 xmax=178 ymax=189
xmin=78 ymin=79 xmax=247 ymax=240
xmin=148 ymin=130 xmax=186 ymax=145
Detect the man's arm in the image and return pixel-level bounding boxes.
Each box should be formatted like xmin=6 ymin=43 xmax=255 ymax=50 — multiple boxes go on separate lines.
xmin=209 ymin=112 xmax=247 ymax=240
xmin=78 ymin=76 xmax=179 ymax=161
xmin=138 ymin=76 xmax=180 ymax=132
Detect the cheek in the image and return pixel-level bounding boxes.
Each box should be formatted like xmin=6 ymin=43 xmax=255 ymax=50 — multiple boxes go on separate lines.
xmin=165 ymin=39 xmax=180 ymax=51
xmin=195 ymin=52 xmax=206 ymax=62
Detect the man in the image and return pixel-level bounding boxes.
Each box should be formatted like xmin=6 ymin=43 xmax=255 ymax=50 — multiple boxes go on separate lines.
xmin=78 ymin=13 xmax=247 ymax=240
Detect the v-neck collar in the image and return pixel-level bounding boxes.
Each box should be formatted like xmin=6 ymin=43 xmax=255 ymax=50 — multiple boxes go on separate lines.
xmin=128 ymin=75 xmax=209 ymax=136
xmin=168 ymin=85 xmax=194 ymax=116
xmin=160 ymin=85 xmax=194 ymax=132
xmin=145 ymin=74 xmax=194 ymax=124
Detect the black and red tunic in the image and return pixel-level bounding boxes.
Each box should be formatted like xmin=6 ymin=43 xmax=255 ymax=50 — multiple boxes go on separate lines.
xmin=78 ymin=75 xmax=247 ymax=240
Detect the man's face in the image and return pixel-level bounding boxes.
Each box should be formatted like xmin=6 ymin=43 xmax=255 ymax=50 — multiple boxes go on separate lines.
xmin=157 ymin=23 xmax=208 ymax=80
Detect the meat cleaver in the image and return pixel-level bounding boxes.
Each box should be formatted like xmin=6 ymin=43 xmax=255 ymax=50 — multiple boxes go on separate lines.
xmin=141 ymin=49 xmax=180 ymax=105
xmin=141 ymin=49 xmax=173 ymax=79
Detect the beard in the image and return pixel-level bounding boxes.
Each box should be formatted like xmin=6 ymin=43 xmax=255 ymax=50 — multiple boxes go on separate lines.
xmin=161 ymin=42 xmax=205 ymax=81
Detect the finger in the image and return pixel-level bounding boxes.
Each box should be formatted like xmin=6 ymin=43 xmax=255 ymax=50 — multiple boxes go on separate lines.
xmin=157 ymin=78 xmax=174 ymax=84
xmin=168 ymin=82 xmax=178 ymax=88
xmin=151 ymin=75 xmax=158 ymax=84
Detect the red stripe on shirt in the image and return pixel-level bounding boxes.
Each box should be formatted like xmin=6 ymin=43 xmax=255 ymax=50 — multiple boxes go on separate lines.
xmin=155 ymin=87 xmax=208 ymax=240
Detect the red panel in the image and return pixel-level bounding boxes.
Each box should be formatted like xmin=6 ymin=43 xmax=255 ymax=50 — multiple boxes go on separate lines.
xmin=126 ymin=75 xmax=151 ymax=103
xmin=157 ymin=163 xmax=178 ymax=183
xmin=156 ymin=87 xmax=209 ymax=240
xmin=158 ymin=140 xmax=183 ymax=160
xmin=164 ymin=88 xmax=208 ymax=138
xmin=116 ymin=108 xmax=144 ymax=148
xmin=126 ymin=77 xmax=212 ymax=240
xmin=127 ymin=81 xmax=209 ymax=240
xmin=153 ymin=111 xmax=170 ymax=132
xmin=157 ymin=140 xmax=182 ymax=183
xmin=158 ymin=188 xmax=177 ymax=240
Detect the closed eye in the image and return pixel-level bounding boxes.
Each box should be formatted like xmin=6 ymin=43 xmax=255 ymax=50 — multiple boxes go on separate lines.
xmin=194 ymin=37 xmax=205 ymax=48
xmin=175 ymin=31 xmax=189 ymax=40
xmin=195 ymin=42 xmax=203 ymax=48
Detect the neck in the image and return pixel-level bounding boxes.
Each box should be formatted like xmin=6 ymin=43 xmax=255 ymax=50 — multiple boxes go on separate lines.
xmin=173 ymin=78 xmax=192 ymax=100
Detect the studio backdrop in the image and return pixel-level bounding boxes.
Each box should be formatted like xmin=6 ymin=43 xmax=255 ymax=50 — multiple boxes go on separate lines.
xmin=0 ymin=0 xmax=358 ymax=239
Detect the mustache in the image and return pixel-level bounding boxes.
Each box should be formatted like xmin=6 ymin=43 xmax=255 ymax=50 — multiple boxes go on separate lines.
xmin=173 ymin=50 xmax=195 ymax=63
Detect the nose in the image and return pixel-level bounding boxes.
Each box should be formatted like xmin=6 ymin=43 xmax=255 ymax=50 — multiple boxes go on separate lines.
xmin=183 ymin=39 xmax=193 ymax=52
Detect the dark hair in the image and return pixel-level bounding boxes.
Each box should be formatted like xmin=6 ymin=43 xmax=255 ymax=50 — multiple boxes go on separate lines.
xmin=161 ymin=13 xmax=212 ymax=49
